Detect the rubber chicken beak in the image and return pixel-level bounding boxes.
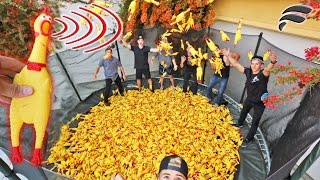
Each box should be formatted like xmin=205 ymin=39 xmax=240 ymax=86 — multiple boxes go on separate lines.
xmin=41 ymin=20 xmax=51 ymax=36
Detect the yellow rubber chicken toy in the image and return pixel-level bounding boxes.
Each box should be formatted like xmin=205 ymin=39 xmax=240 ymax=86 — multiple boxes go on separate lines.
xmin=127 ymin=0 xmax=137 ymax=21
xmin=186 ymin=41 xmax=198 ymax=58
xmin=197 ymin=48 xmax=208 ymax=60
xmin=144 ymin=0 xmax=160 ymax=6
xmin=196 ymin=61 xmax=203 ymax=83
xmin=171 ymin=8 xmax=190 ymax=25
xmin=166 ymin=52 xmax=179 ymax=56
xmin=80 ymin=1 xmax=112 ymax=26
xmin=184 ymin=12 xmax=194 ymax=32
xmin=96 ymin=24 xmax=106 ymax=44
xmin=170 ymin=28 xmax=183 ymax=33
xmin=263 ymin=50 xmax=271 ymax=61
xmin=213 ymin=57 xmax=224 ymax=77
xmin=10 ymin=8 xmax=53 ymax=165
xmin=122 ymin=31 xmax=132 ymax=40
xmin=181 ymin=39 xmax=185 ymax=50
xmin=205 ymin=38 xmax=220 ymax=57
xmin=234 ymin=18 xmax=243 ymax=48
xmin=91 ymin=0 xmax=113 ymax=15
xmin=161 ymin=30 xmax=172 ymax=39
xmin=220 ymin=30 xmax=230 ymax=42
xmin=160 ymin=61 xmax=168 ymax=68
xmin=248 ymin=50 xmax=253 ymax=60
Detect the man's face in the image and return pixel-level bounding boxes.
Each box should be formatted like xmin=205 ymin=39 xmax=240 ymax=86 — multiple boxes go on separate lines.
xmin=251 ymin=59 xmax=263 ymax=72
xmin=105 ymin=49 xmax=112 ymax=59
xmin=137 ymin=38 xmax=144 ymax=46
xmin=158 ymin=170 xmax=186 ymax=180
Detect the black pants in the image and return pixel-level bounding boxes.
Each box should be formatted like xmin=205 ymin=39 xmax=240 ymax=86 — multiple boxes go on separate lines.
xmin=237 ymin=98 xmax=265 ymax=141
xmin=104 ymin=76 xmax=124 ymax=103
xmin=183 ymin=69 xmax=198 ymax=95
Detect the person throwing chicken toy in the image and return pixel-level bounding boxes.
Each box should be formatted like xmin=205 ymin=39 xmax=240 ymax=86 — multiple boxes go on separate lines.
xmin=223 ymin=48 xmax=278 ymax=147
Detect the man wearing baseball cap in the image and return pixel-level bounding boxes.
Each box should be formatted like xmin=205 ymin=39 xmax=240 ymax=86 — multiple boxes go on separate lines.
xmin=122 ymin=34 xmax=159 ymax=91
xmin=158 ymin=155 xmax=188 ymax=180
xmin=112 ymin=155 xmax=188 ymax=180
xmin=221 ymin=48 xmax=278 ymax=147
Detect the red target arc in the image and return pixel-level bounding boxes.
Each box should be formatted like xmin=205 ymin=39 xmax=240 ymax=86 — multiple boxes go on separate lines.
xmin=65 ymin=11 xmax=93 ymax=45
xmin=58 ymin=15 xmax=80 ymax=41
xmin=52 ymin=18 xmax=68 ymax=37
xmin=83 ymin=4 xmax=123 ymax=53
xmin=71 ymin=6 xmax=107 ymax=50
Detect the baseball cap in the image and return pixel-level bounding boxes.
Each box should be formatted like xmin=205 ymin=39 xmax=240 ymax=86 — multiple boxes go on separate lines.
xmin=251 ymin=55 xmax=264 ymax=64
xmin=138 ymin=35 xmax=144 ymax=40
xmin=159 ymin=155 xmax=188 ymax=179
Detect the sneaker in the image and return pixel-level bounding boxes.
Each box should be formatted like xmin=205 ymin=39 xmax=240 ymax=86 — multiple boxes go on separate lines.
xmin=232 ymin=123 xmax=243 ymax=128
xmin=220 ymin=101 xmax=229 ymax=106
xmin=241 ymin=138 xmax=253 ymax=147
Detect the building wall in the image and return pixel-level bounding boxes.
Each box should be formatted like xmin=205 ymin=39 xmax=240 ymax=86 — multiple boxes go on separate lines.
xmin=212 ymin=0 xmax=320 ymax=40
xmin=212 ymin=21 xmax=320 ymax=59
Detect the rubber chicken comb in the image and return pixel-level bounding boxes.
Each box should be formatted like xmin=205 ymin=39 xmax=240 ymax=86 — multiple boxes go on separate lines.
xmin=42 ymin=6 xmax=49 ymax=14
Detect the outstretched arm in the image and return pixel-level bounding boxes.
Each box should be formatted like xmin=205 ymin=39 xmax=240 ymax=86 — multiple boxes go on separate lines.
xmin=221 ymin=48 xmax=244 ymax=73
xmin=119 ymin=65 xmax=126 ymax=80
xmin=150 ymin=47 xmax=159 ymax=53
xmin=263 ymin=52 xmax=277 ymax=77
xmin=180 ymin=56 xmax=186 ymax=68
xmin=93 ymin=66 xmax=101 ymax=80
xmin=229 ymin=52 xmax=240 ymax=66
xmin=150 ymin=52 xmax=159 ymax=64
xmin=172 ymin=58 xmax=178 ymax=71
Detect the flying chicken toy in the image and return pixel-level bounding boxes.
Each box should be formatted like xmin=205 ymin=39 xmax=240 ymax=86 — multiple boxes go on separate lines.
xmin=127 ymin=0 xmax=137 ymax=21
xmin=220 ymin=30 xmax=230 ymax=42
xmin=248 ymin=50 xmax=253 ymax=60
xmin=234 ymin=18 xmax=243 ymax=48
xmin=263 ymin=50 xmax=271 ymax=61
xmin=143 ymin=0 xmax=160 ymax=6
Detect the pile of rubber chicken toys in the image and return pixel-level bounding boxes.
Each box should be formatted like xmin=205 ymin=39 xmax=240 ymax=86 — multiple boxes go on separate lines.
xmin=47 ymin=87 xmax=242 ymax=180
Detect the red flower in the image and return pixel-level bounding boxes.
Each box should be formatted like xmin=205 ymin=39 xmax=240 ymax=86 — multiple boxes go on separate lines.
xmin=305 ymin=46 xmax=320 ymax=62
xmin=298 ymin=81 xmax=306 ymax=88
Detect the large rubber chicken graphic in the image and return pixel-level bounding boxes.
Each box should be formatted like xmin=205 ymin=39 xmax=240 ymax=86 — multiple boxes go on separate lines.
xmin=10 ymin=9 xmax=52 ymax=165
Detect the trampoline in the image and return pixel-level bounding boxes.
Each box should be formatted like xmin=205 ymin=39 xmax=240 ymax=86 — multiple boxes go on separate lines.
xmin=41 ymin=78 xmax=269 ymax=180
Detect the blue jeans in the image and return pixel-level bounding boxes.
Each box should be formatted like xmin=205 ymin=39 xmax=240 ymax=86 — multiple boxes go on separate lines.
xmin=206 ymin=75 xmax=229 ymax=105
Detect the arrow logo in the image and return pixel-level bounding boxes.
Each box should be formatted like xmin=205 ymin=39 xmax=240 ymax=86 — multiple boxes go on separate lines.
xmin=278 ymin=5 xmax=313 ymax=31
